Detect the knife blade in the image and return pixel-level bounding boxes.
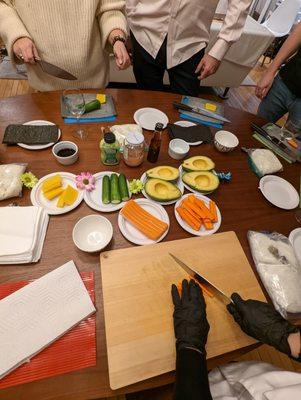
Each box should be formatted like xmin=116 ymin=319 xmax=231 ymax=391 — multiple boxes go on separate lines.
xmin=36 ymin=59 xmax=77 ymax=80
xmin=173 ymin=102 xmax=230 ymax=123
xmin=169 ymin=253 xmax=233 ymax=305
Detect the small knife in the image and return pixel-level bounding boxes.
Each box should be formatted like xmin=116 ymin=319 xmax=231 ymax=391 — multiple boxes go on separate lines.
xmin=36 ymin=59 xmax=77 ymax=80
xmin=173 ymin=101 xmax=230 ymax=124
xmin=169 ymin=253 xmax=233 ymax=305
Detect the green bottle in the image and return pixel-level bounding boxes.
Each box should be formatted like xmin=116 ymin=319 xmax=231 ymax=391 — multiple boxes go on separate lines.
xmin=100 ymin=131 xmax=120 ymax=165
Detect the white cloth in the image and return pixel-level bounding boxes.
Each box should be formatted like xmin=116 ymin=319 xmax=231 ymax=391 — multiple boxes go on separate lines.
xmin=0 ymin=260 xmax=96 ymax=379
xmin=0 ymin=206 xmax=49 ymax=264
xmin=209 ymin=361 xmax=301 ymax=399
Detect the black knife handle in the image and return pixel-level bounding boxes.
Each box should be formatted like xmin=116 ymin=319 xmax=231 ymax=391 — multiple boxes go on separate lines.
xmin=173 ymin=102 xmax=192 ymax=112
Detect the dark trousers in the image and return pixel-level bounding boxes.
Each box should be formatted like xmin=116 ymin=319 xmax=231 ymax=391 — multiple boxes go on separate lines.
xmin=131 ymin=33 xmax=204 ymax=96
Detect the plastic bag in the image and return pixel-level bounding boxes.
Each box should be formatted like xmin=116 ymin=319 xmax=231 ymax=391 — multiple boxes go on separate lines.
xmin=248 ymin=230 xmax=301 ymax=318
xmin=0 ymin=163 xmax=27 ymax=201
xmin=244 ymin=148 xmax=283 ymax=177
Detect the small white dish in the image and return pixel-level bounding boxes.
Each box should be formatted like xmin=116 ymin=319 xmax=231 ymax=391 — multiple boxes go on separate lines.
xmin=214 ymin=130 xmax=239 ymax=152
xmin=179 ymin=165 xmax=215 ymax=195
xmin=84 ymin=171 xmax=131 ymax=213
xmin=289 ymin=228 xmax=301 ymax=264
xmin=73 ymin=215 xmax=113 ymax=253
xmin=18 ymin=120 xmax=61 ymax=150
xmin=134 ymin=108 xmax=169 ymax=130
xmin=174 ymin=194 xmax=222 ymax=236
xmin=168 ymin=139 xmax=190 ymax=160
xmin=259 ymin=175 xmax=299 ymax=210
xmin=140 ymin=171 xmax=184 ymax=206
xmin=174 ymin=120 xmax=203 ymax=146
xmin=52 ymin=141 xmax=78 ymax=165
xmin=30 ymin=172 xmax=84 ymax=215
xmin=118 ymin=198 xmax=169 ymax=245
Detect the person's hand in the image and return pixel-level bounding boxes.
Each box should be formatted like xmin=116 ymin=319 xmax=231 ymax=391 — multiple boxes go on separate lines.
xmin=13 ymin=37 xmax=39 ymax=64
xmin=255 ymin=70 xmax=275 ymax=99
xmin=113 ymin=41 xmax=131 ymax=70
xmin=171 ymin=279 xmax=210 ymax=354
xmin=227 ymin=293 xmax=299 ymax=356
xmin=195 ymin=54 xmax=221 ymax=80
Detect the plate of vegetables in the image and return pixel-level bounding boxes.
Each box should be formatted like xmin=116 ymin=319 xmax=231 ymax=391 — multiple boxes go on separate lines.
xmin=174 ymin=194 xmax=221 ymax=236
xmin=84 ymin=171 xmax=131 ymax=212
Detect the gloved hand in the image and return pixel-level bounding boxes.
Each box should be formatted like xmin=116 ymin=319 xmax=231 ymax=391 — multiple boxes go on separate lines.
xmin=227 ymin=293 xmax=299 ymax=356
xmin=171 ymin=279 xmax=210 ymax=354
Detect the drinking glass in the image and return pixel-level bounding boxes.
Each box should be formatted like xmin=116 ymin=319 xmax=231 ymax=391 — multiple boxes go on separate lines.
xmin=63 ymin=89 xmax=87 ymax=140
xmin=280 ymin=119 xmax=299 ymax=142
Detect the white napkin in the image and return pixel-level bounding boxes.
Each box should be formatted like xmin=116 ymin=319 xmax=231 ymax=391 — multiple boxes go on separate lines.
xmin=0 ymin=206 xmax=49 ymax=264
xmin=0 ymin=260 xmax=96 ymax=379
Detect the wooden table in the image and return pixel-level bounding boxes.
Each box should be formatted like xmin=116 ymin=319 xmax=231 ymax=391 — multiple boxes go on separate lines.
xmin=0 ymin=89 xmax=299 ymax=400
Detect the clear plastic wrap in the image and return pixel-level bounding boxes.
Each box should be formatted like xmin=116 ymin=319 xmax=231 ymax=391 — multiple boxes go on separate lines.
xmin=248 ymin=230 xmax=301 ymax=318
xmin=244 ymin=148 xmax=283 ymax=177
xmin=0 ymin=163 xmax=27 ymax=201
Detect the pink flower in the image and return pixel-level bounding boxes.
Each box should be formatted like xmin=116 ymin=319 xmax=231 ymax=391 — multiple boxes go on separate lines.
xmin=76 ymin=172 xmax=96 ymax=192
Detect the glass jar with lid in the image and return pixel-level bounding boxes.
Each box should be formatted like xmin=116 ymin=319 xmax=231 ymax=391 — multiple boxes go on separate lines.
xmin=123 ymin=132 xmax=145 ymax=167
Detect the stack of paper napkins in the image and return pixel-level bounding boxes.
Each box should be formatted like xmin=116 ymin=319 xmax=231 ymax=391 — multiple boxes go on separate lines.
xmin=0 ymin=206 xmax=49 ymax=264
xmin=0 ymin=261 xmax=96 ymax=379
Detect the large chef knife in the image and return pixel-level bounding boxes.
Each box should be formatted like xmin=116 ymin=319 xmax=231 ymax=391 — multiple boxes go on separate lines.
xmin=173 ymin=101 xmax=230 ymax=123
xmin=36 ymin=59 xmax=77 ymax=80
xmin=169 ymin=253 xmax=233 ymax=305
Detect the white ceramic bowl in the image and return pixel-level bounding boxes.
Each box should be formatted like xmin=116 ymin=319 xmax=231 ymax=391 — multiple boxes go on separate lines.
xmin=168 ymin=139 xmax=190 ymax=160
xmin=52 ymin=141 xmax=78 ymax=165
xmin=214 ymin=130 xmax=239 ymax=152
xmin=72 ymin=215 xmax=113 ymax=253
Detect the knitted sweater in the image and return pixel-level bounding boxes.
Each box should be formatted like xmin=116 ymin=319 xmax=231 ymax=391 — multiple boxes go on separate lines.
xmin=0 ymin=0 xmax=127 ymax=91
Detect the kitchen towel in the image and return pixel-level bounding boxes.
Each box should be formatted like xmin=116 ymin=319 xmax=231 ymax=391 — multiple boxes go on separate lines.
xmin=0 ymin=260 xmax=96 ymax=379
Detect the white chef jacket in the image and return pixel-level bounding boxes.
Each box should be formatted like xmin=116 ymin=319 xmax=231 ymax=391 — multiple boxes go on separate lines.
xmin=126 ymin=0 xmax=252 ymax=69
xmin=209 ymin=361 xmax=301 ymax=399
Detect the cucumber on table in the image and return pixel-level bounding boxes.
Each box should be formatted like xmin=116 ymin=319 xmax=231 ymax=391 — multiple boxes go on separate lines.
xmin=110 ymin=173 xmax=121 ymax=204
xmin=118 ymin=174 xmax=130 ymax=202
xmin=102 ymin=175 xmax=111 ymax=204
xmin=84 ymin=99 xmax=101 ymax=114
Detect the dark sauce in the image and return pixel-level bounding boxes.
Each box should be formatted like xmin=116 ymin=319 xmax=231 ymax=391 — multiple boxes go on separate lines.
xmin=56 ymin=148 xmax=76 ymax=158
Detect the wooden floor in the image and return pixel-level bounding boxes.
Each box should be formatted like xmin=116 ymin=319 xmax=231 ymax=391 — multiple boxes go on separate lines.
xmin=0 ymin=62 xmax=295 ymax=400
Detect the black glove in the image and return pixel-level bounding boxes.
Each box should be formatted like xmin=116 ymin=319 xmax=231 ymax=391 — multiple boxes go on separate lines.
xmin=227 ymin=293 xmax=299 ymax=356
xmin=171 ymin=279 xmax=210 ymax=354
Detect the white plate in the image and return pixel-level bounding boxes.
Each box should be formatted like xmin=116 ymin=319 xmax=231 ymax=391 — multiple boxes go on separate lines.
xmin=118 ymin=198 xmax=169 ymax=245
xmin=174 ymin=194 xmax=222 ymax=236
xmin=289 ymin=228 xmax=301 ymax=264
xmin=140 ymin=171 xmax=184 ymax=205
xmin=259 ymin=175 xmax=299 ymax=210
xmin=179 ymin=165 xmax=215 ymax=195
xmin=84 ymin=171 xmax=131 ymax=213
xmin=18 ymin=120 xmax=61 ymax=150
xmin=174 ymin=120 xmax=203 ymax=146
xmin=30 ymin=172 xmax=84 ymax=215
xmin=134 ymin=108 xmax=169 ymax=131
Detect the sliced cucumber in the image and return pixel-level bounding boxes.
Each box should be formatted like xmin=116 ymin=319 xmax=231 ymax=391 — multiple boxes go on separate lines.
xmin=84 ymin=99 xmax=101 ymax=114
xmin=118 ymin=174 xmax=130 ymax=201
xmin=110 ymin=173 xmax=121 ymax=204
xmin=102 ymin=175 xmax=111 ymax=204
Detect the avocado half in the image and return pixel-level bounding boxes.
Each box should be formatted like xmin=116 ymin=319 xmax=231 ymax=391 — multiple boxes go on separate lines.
xmin=182 ymin=156 xmax=215 ymax=172
xmin=182 ymin=171 xmax=219 ymax=193
xmin=145 ymin=178 xmax=181 ymax=202
xmin=146 ymin=166 xmax=179 ymax=182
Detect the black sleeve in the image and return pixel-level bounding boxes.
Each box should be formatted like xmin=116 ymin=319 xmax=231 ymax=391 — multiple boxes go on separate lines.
xmin=173 ymin=348 xmax=213 ymax=400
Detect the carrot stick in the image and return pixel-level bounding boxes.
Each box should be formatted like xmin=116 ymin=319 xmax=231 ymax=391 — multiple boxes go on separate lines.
xmin=176 ymin=207 xmax=201 ymax=231
xmin=203 ymin=218 xmax=214 ymax=230
xmin=209 ymin=200 xmax=218 ymax=223
xmin=194 ymin=198 xmax=214 ymax=220
xmin=182 ymin=198 xmax=207 ymax=219
xmin=181 ymin=202 xmax=202 ymax=221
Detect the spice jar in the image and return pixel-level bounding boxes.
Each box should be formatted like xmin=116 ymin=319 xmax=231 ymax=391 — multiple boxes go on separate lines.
xmin=100 ymin=131 xmax=120 ymax=166
xmin=123 ymin=132 xmax=145 ymax=167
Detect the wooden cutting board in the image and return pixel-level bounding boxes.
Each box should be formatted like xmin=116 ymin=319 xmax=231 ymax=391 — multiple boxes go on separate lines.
xmin=100 ymin=231 xmax=265 ymax=390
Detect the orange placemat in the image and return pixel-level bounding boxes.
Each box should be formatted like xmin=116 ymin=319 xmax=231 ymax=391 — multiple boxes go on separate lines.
xmin=0 ymin=272 xmax=96 ymax=389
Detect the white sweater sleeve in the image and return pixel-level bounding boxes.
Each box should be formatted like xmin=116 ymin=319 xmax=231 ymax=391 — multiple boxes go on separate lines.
xmin=0 ymin=1 xmax=31 ymax=60
xmin=97 ymin=0 xmax=127 ymax=50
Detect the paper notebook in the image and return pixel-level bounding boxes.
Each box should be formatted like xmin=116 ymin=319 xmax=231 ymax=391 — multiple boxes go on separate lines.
xmin=0 ymin=261 xmax=96 ymax=379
